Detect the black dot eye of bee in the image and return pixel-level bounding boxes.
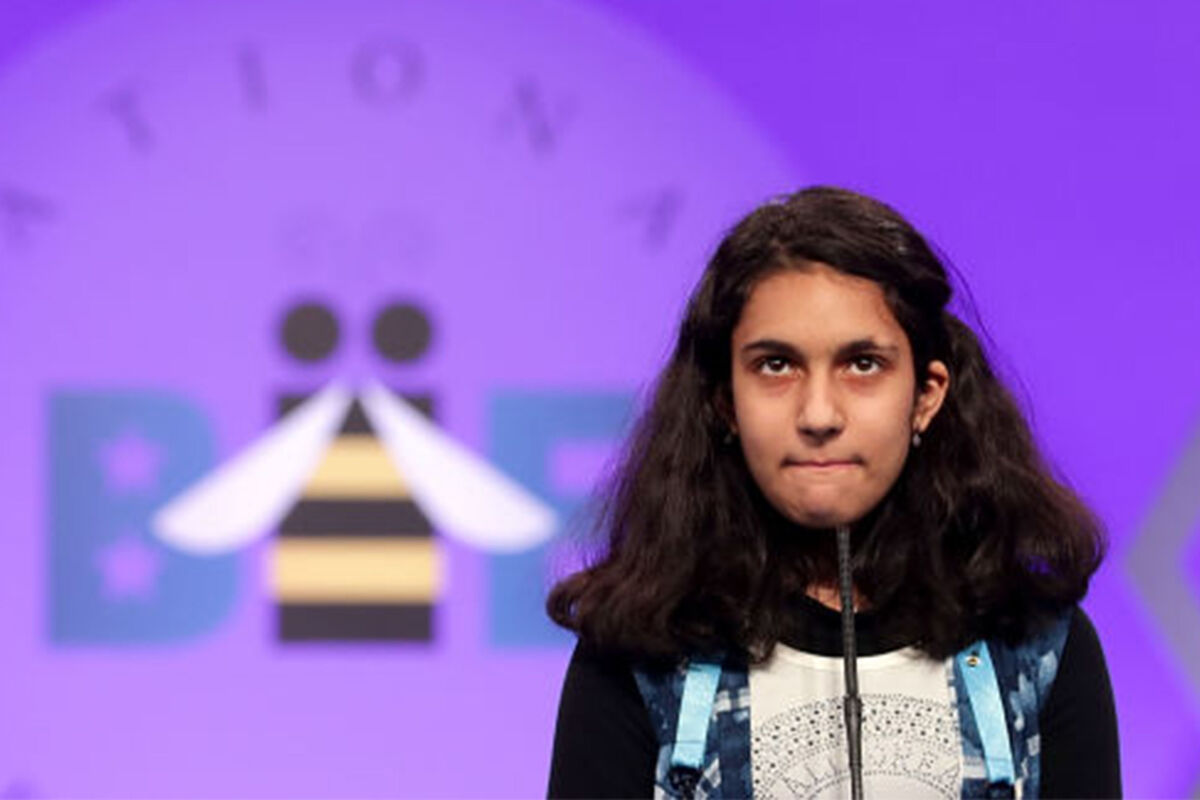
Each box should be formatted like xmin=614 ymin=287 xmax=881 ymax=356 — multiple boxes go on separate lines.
xmin=372 ymin=301 xmax=432 ymax=363
xmin=280 ymin=301 xmax=340 ymax=362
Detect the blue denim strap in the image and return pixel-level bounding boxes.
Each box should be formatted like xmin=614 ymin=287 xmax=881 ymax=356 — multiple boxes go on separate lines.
xmin=956 ymin=641 xmax=1016 ymax=788
xmin=671 ymin=660 xmax=721 ymax=770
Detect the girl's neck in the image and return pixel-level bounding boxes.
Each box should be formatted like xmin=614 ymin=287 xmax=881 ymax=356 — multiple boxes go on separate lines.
xmin=804 ymin=581 xmax=870 ymax=613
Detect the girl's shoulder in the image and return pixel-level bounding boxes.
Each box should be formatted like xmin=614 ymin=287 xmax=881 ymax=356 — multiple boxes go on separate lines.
xmin=548 ymin=639 xmax=658 ymax=798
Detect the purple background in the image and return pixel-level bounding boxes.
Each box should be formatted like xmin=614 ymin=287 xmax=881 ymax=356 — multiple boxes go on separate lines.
xmin=2 ymin=0 xmax=1198 ymax=797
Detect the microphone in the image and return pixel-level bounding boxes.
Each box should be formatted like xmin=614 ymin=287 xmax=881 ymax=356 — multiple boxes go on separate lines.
xmin=837 ymin=523 xmax=864 ymax=800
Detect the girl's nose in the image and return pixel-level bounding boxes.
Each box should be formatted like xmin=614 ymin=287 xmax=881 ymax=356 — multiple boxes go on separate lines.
xmin=795 ymin=374 xmax=844 ymax=443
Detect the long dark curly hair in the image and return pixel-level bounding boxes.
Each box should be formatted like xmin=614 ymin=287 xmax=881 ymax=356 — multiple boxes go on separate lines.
xmin=546 ymin=186 xmax=1105 ymax=662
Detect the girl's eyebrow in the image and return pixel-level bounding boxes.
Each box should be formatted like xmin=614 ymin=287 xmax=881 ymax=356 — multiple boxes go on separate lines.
xmin=739 ymin=337 xmax=900 ymax=362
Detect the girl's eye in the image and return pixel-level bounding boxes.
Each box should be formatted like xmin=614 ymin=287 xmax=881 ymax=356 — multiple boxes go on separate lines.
xmin=848 ymin=355 xmax=883 ymax=375
xmin=758 ymin=356 xmax=792 ymax=376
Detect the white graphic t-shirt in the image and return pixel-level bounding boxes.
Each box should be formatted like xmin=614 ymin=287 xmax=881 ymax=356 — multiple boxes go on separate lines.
xmin=750 ymin=644 xmax=961 ymax=799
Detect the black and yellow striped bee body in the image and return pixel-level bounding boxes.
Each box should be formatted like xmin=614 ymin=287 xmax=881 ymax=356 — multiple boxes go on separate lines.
xmin=271 ymin=393 xmax=441 ymax=642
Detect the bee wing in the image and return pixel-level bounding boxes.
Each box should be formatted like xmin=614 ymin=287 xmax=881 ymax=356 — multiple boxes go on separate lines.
xmin=151 ymin=381 xmax=353 ymax=555
xmin=359 ymin=380 xmax=558 ymax=552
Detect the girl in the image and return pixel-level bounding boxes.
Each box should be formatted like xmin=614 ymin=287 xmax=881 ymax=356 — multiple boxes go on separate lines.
xmin=545 ymin=187 xmax=1120 ymax=798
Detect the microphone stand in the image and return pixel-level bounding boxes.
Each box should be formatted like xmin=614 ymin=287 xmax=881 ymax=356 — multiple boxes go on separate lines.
xmin=836 ymin=523 xmax=864 ymax=800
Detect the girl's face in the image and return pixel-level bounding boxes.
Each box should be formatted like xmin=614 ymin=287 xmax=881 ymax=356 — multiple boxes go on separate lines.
xmin=728 ymin=264 xmax=949 ymax=529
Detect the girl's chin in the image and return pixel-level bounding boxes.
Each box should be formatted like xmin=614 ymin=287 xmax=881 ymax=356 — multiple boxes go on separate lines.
xmin=771 ymin=486 xmax=882 ymax=529
xmin=781 ymin=505 xmax=855 ymax=529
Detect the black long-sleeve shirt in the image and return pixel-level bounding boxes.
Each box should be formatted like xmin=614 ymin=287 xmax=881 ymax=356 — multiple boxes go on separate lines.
xmin=548 ymin=602 xmax=1120 ymax=798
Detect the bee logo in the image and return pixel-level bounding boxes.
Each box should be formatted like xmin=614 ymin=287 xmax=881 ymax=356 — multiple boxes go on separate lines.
xmin=151 ymin=300 xmax=556 ymax=643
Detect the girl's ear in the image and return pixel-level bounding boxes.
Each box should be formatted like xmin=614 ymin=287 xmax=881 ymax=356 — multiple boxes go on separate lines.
xmin=914 ymin=359 xmax=950 ymax=432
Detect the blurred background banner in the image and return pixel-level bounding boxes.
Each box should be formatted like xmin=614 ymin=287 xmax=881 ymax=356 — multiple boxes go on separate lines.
xmin=0 ymin=0 xmax=1197 ymax=797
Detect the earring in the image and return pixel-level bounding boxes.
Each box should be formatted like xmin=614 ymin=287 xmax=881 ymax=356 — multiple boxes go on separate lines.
xmin=912 ymin=430 xmax=922 ymax=448
xmin=723 ymin=429 xmax=737 ymax=445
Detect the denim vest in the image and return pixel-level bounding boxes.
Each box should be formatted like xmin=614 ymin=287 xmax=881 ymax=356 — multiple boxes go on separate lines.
xmin=633 ymin=610 xmax=1071 ymax=799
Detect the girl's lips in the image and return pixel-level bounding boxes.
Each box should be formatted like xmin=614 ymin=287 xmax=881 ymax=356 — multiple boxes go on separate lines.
xmin=795 ymin=462 xmax=856 ymax=468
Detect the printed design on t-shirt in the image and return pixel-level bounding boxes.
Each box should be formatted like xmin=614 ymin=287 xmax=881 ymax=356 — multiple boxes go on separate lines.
xmin=751 ymin=693 xmax=960 ymax=799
